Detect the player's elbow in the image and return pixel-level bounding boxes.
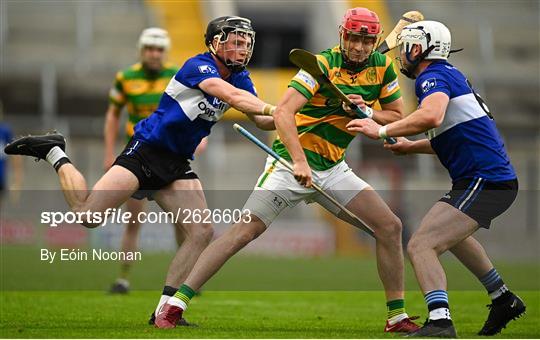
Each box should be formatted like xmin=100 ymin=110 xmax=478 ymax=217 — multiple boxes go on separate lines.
xmin=421 ymin=114 xmax=443 ymax=129
xmin=272 ymin=106 xmax=290 ymax=122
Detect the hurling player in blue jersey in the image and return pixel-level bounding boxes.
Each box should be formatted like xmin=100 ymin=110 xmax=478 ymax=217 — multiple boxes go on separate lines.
xmin=4 ymin=16 xmax=275 ymax=325
xmin=346 ymin=21 xmax=525 ymax=337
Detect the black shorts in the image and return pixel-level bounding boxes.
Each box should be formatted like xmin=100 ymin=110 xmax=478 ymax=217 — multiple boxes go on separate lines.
xmin=113 ymin=138 xmax=198 ymax=200
xmin=439 ymin=177 xmax=518 ymax=228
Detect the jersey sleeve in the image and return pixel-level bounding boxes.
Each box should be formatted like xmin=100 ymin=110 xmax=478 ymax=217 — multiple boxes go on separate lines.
xmin=176 ymin=58 xmax=221 ymax=88
xmin=288 ymin=54 xmax=327 ymax=100
xmin=235 ymin=71 xmax=258 ymax=97
xmin=108 ymin=71 xmax=127 ymax=108
xmin=415 ymin=69 xmax=451 ymax=103
xmin=379 ymin=56 xmax=402 ymax=104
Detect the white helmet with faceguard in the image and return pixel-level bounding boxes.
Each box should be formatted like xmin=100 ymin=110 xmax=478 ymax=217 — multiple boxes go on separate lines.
xmin=397 ymin=20 xmax=452 ymax=78
xmin=205 ymin=16 xmax=255 ymax=73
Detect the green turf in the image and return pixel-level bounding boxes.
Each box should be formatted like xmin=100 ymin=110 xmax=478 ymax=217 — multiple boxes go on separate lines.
xmin=1 ymin=246 xmax=539 ymax=291
xmin=1 ymin=245 xmax=539 ymax=337
xmin=0 ymin=290 xmax=538 ymax=338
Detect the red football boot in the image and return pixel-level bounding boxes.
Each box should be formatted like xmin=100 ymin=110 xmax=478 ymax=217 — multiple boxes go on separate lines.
xmin=384 ymin=316 xmax=421 ymax=333
xmin=154 ymin=303 xmax=184 ymax=329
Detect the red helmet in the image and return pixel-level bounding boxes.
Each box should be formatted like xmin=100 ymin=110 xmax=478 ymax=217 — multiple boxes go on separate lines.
xmin=340 ymin=7 xmax=381 ymax=36
xmin=339 ymin=8 xmax=382 ymax=68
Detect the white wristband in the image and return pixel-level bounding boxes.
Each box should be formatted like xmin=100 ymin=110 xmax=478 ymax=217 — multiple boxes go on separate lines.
xmin=365 ymin=106 xmax=374 ymax=118
xmin=378 ymin=125 xmax=388 ymax=139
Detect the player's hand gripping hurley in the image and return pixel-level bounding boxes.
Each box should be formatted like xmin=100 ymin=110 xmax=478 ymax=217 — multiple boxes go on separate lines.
xmin=233 ymin=123 xmax=375 ymax=238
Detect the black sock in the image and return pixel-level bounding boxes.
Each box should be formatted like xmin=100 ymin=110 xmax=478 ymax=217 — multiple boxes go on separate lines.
xmin=162 ymin=285 xmax=178 ymax=297
xmin=53 ymin=157 xmax=71 ymax=172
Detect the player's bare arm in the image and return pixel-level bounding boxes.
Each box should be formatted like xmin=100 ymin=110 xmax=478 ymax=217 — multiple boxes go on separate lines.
xmin=377 ymin=98 xmax=405 ymax=123
xmin=198 ymin=77 xmax=275 ymax=117
xmin=273 ymin=87 xmax=311 ymax=187
xmin=346 ymin=92 xmax=449 ymax=139
xmin=383 ymin=137 xmax=434 ymax=155
xmin=103 ymin=104 xmax=122 ymax=171
xmin=244 ymin=112 xmax=275 ymax=130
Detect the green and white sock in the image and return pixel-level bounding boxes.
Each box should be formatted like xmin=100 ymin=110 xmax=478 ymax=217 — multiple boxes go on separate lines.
xmin=169 ymin=284 xmax=196 ymax=311
xmin=387 ymin=299 xmax=408 ymax=325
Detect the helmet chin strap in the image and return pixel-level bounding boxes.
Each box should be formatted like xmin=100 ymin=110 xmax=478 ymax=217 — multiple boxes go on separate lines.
xmin=342 ymin=54 xmax=370 ymax=71
xmin=213 ymin=53 xmax=245 ymax=73
xmin=400 ymin=45 xmax=435 ymax=79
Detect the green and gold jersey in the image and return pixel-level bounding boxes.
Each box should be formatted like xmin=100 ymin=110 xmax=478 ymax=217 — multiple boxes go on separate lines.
xmin=272 ymin=46 xmax=401 ymax=171
xmin=108 ymin=62 xmax=179 ymax=137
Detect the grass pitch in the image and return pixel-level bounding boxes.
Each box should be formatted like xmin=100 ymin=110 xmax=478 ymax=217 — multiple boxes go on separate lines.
xmin=1 ymin=246 xmax=539 ymax=338
xmin=1 ymin=290 xmax=538 ymax=338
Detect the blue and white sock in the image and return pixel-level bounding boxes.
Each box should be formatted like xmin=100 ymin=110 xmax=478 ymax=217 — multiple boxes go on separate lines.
xmin=425 ymin=290 xmax=451 ymax=320
xmin=480 ymin=268 xmax=509 ymax=301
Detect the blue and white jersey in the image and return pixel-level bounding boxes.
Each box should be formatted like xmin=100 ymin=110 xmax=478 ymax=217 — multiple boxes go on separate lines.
xmin=134 ymin=52 xmax=257 ymax=159
xmin=0 ymin=123 xmax=13 ymax=187
xmin=416 ymin=61 xmax=516 ymax=182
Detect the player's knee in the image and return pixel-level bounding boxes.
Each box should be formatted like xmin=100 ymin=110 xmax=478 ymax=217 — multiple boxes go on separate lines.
xmin=197 ymin=223 xmax=214 ymax=245
xmin=407 ymin=235 xmax=427 ymax=259
xmin=375 ymin=215 xmax=402 ymax=240
xmin=232 ymin=218 xmax=266 ymax=248
xmin=184 ymin=222 xmax=214 ymax=245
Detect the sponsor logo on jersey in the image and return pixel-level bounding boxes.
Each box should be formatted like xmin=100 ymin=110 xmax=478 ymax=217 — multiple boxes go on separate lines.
xmin=295 ymin=70 xmax=317 ymax=90
xmin=212 ymin=97 xmax=224 ymax=107
xmin=386 ymin=79 xmax=399 ymax=92
xmin=197 ymin=101 xmax=218 ymax=118
xmin=421 ymin=78 xmax=437 ymax=93
xmin=197 ymin=98 xmax=227 ymax=121
xmin=198 ymin=65 xmax=217 ymax=74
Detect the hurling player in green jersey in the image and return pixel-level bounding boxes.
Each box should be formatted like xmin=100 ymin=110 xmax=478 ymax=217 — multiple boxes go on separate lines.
xmin=169 ymin=8 xmax=419 ymax=333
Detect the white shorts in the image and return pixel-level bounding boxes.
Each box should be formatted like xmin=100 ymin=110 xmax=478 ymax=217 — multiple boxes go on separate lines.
xmin=243 ymin=156 xmax=370 ymax=226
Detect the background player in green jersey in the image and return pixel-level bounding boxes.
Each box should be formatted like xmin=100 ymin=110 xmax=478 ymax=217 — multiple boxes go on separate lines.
xmin=104 ymin=28 xmax=196 ymax=294
xmin=157 ymin=8 xmax=419 ymax=333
